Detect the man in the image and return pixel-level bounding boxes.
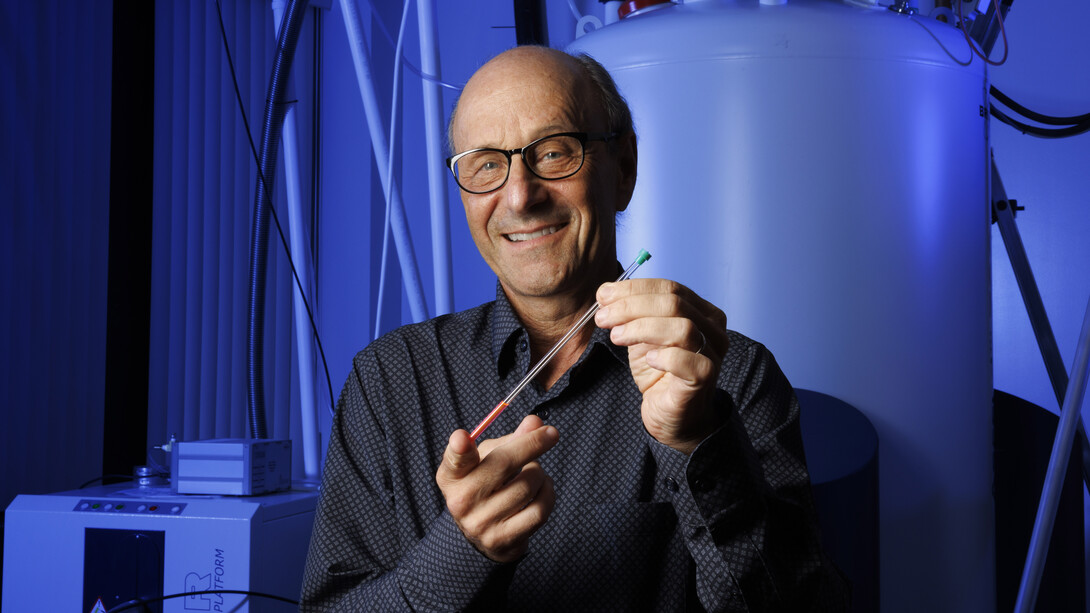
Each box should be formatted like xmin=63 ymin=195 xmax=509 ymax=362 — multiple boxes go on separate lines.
xmin=301 ymin=46 xmax=847 ymax=611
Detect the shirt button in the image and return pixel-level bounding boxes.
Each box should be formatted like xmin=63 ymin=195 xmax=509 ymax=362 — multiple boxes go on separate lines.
xmin=518 ymin=339 xmax=528 ymax=352
xmin=538 ymin=408 xmax=550 ymax=420
xmin=692 ymin=478 xmax=714 ymax=493
xmin=665 ymin=478 xmax=679 ymax=493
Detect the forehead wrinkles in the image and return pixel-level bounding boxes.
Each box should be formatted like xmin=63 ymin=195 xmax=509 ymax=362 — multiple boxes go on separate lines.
xmin=453 ymin=55 xmax=596 ymax=151
xmin=458 ymin=94 xmax=581 ymax=150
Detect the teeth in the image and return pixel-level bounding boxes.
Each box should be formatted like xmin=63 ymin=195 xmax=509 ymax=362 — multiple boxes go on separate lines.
xmin=506 ymin=225 xmax=561 ymax=242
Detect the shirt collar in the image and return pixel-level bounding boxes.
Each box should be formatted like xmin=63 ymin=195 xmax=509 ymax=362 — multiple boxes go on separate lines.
xmin=489 ymin=281 xmax=629 ymax=374
xmin=490 ymin=283 xmax=525 ymax=367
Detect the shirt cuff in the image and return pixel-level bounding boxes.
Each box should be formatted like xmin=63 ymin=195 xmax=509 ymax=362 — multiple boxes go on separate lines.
xmin=645 ymin=391 xmax=765 ymax=530
xmin=395 ymin=509 xmax=515 ymax=610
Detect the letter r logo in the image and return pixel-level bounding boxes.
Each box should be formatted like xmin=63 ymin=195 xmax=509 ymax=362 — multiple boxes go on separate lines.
xmin=183 ymin=572 xmax=213 ymax=610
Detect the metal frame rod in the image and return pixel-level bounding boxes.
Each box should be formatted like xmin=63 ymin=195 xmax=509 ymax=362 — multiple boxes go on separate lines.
xmin=416 ymin=0 xmax=454 ymax=316
xmin=1013 ymin=295 xmax=1090 ymax=612
xmin=339 ymin=0 xmax=429 ymax=324
xmin=271 ymin=0 xmax=321 ymax=479
xmin=991 ymin=155 xmax=1090 ymax=485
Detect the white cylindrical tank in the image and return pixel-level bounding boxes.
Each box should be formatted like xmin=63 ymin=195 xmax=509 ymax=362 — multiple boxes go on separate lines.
xmin=569 ymin=1 xmax=992 ymax=611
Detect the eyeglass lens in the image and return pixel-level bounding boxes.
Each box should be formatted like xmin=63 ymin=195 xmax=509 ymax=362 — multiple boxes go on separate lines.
xmin=453 ymin=134 xmax=584 ymax=193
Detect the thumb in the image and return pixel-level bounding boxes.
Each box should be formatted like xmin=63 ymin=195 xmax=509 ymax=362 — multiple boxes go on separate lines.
xmin=439 ymin=429 xmax=480 ymax=481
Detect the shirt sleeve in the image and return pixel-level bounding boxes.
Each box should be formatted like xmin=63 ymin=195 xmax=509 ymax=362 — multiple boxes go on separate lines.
xmin=299 ymin=352 xmax=517 ymax=612
xmin=645 ymin=339 xmax=850 ymax=612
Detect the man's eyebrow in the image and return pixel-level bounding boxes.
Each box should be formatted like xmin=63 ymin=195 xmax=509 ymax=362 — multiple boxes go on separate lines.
xmin=510 ymin=127 xmax=583 ymax=148
xmin=458 ymin=124 xmax=580 ymax=152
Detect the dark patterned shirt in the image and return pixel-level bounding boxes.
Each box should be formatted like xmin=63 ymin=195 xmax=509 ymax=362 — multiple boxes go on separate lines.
xmin=301 ymin=287 xmax=847 ymax=612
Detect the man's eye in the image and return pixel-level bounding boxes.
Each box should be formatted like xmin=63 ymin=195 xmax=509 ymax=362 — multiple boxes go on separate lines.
xmin=465 ymin=155 xmax=504 ymax=176
xmin=534 ymin=146 xmax=570 ymax=164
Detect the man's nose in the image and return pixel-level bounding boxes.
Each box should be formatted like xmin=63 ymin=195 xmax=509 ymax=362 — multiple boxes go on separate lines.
xmin=502 ymin=156 xmax=546 ymax=211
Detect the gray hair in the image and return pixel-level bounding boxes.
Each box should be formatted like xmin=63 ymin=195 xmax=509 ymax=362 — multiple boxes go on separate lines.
xmin=446 ymin=49 xmax=635 ymax=156
xmin=571 ymin=52 xmax=634 ymax=139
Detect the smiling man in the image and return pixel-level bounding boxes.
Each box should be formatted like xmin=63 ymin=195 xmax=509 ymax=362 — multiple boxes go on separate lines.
xmin=301 ymin=46 xmax=847 ymax=611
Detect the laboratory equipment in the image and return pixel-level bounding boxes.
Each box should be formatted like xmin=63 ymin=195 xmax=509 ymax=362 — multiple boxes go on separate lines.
xmin=2 ymin=481 xmax=318 ymax=612
xmin=569 ymin=2 xmax=992 ymax=610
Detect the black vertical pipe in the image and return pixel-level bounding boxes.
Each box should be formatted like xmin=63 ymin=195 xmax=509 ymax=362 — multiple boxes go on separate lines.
xmin=513 ymin=0 xmax=546 ymax=45
xmin=103 ymin=0 xmax=155 ymax=479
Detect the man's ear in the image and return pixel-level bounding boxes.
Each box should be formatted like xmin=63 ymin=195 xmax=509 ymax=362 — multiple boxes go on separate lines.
xmin=614 ymin=131 xmax=637 ymax=213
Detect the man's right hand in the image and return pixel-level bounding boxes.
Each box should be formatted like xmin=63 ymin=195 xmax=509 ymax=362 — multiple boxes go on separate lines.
xmin=436 ymin=415 xmax=559 ymax=563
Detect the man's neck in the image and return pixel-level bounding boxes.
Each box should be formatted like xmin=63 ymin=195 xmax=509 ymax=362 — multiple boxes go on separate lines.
xmin=503 ymin=284 xmax=602 ymax=391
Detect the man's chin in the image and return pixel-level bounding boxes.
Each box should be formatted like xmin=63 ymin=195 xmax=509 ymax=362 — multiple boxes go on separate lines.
xmin=500 ymin=271 xmax=577 ymax=300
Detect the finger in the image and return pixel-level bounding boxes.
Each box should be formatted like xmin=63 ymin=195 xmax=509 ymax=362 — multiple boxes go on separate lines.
xmin=596 ymin=281 xmax=728 ymax=332
xmin=492 ymin=473 xmax=556 ymax=548
xmin=599 ymin=278 xmax=722 ymax=316
xmin=481 ymin=423 xmax=559 ymax=479
xmin=438 ymin=429 xmax=480 ymax=483
xmin=514 ymin=472 xmax=555 ymax=527
xmin=608 ymin=315 xmax=698 ymax=349
xmin=609 ymin=316 xmax=728 ymax=360
xmin=453 ymin=461 xmax=545 ymax=531
xmin=453 ymin=422 xmax=559 ymax=503
xmin=512 ymin=413 xmax=545 ymax=437
xmin=466 ymin=472 xmax=556 ymax=563
xmin=478 ymin=414 xmax=546 ymax=459
xmin=645 ymin=346 xmax=717 ymax=387
xmin=448 ymin=422 xmax=559 ymax=508
xmin=480 ymin=460 xmax=548 ymax=517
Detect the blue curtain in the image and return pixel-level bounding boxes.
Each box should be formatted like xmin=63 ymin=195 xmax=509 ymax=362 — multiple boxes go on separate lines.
xmin=148 ymin=0 xmax=314 ymax=473
xmin=0 ymin=1 xmax=113 ymax=505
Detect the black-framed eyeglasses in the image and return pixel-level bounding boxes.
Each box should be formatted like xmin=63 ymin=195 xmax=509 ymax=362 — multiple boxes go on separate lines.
xmin=445 ymin=131 xmax=617 ymax=195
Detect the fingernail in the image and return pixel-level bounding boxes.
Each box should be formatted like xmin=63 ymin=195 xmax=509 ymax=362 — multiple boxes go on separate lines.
xmin=595 ymin=306 xmax=610 ymax=322
xmin=598 ymin=284 xmax=614 ymax=301
xmin=646 ymin=349 xmax=659 ymax=364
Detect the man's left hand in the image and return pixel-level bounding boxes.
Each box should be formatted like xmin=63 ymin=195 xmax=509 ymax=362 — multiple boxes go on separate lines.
xmin=595 ymin=278 xmax=729 ymax=455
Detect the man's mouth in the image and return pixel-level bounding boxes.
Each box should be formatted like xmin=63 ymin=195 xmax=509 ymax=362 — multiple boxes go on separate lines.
xmin=504 ymin=224 xmax=566 ymax=242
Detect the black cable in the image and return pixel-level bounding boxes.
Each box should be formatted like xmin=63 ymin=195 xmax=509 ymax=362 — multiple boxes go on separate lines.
xmin=991 ymin=105 xmax=1090 ymax=139
xmin=311 ymin=6 xmax=323 ymax=322
xmin=105 ymin=589 xmax=297 ymax=613
xmin=214 ymin=0 xmax=337 ymax=419
xmin=990 ymin=86 xmax=1090 ymax=127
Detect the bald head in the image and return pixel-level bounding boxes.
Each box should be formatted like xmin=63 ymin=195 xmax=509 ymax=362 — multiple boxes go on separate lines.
xmin=447 ymin=47 xmax=633 ymax=156
xmin=444 ymin=45 xmax=639 ymax=309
